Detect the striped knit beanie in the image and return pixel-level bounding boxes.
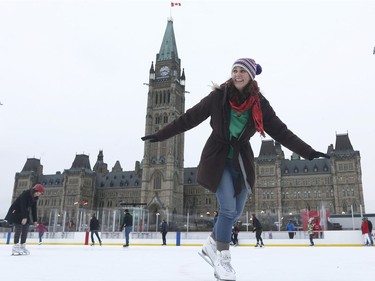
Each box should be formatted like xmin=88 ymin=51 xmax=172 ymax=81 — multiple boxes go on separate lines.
xmin=232 ymin=58 xmax=262 ymax=79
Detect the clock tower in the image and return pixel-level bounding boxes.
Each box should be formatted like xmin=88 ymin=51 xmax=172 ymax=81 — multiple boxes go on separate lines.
xmin=141 ymin=19 xmax=186 ymax=224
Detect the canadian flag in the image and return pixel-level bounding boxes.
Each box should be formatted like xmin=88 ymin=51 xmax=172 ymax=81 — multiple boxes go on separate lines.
xmin=171 ymin=2 xmax=181 ymax=7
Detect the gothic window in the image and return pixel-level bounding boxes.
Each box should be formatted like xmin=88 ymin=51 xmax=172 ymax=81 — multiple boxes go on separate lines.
xmin=304 ymin=166 xmax=308 ymax=173
xmin=163 ymin=115 xmax=168 ymax=123
xmin=353 ymin=202 xmax=358 ymax=212
xmin=154 ymin=173 xmax=161 ymax=190
xmin=294 ymin=167 xmax=299 ymax=173
xmin=151 ymin=157 xmax=157 ymax=164
xmin=161 ymin=140 xmax=167 ymax=156
xmin=161 ymin=157 xmax=168 ymax=165
xmin=342 ymin=202 xmax=348 ymax=213
xmin=167 ymin=91 xmax=171 ymax=103
xmin=313 ymin=165 xmax=318 ymax=172
xmin=18 ymin=180 xmax=28 ymax=188
xmin=260 ymin=166 xmax=275 ymax=176
xmin=337 ymin=162 xmax=354 ymax=172
xmin=284 ymin=168 xmax=289 ymax=174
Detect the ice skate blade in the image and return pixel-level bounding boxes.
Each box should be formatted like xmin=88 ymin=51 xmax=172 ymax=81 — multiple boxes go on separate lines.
xmin=198 ymin=251 xmax=214 ymax=267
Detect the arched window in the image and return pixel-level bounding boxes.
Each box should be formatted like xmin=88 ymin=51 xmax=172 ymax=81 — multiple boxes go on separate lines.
xmin=154 ymin=173 xmax=162 ymax=189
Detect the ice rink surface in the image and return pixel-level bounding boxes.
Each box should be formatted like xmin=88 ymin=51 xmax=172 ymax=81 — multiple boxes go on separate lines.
xmin=1 ymin=244 xmax=373 ymax=281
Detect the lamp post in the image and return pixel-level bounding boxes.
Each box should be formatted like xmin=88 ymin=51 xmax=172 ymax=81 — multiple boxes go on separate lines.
xmin=155 ymin=212 xmax=160 ymax=232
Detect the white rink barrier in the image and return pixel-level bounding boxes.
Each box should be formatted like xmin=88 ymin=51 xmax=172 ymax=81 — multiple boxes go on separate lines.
xmin=1 ymin=230 xmax=371 ymax=246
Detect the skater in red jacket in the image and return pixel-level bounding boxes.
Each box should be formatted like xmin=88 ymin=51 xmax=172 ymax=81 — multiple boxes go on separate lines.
xmin=36 ymin=222 xmax=48 ymax=245
xmin=361 ymin=217 xmax=371 ymax=246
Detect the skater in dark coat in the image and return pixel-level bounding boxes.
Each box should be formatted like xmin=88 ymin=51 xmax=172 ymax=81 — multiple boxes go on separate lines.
xmin=160 ymin=220 xmax=168 ymax=245
xmin=142 ymin=57 xmax=329 ymax=280
xmin=120 ymin=209 xmax=133 ymax=247
xmin=231 ymin=222 xmax=240 ymax=246
xmin=252 ymin=214 xmax=264 ymax=247
xmin=5 ymin=184 xmax=45 ymax=255
xmin=89 ymin=213 xmax=102 ymax=246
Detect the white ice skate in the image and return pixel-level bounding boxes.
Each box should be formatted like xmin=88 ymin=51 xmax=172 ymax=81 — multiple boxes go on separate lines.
xmin=20 ymin=244 xmax=30 ymax=255
xmin=200 ymin=236 xmax=217 ymax=265
xmin=214 ymin=250 xmax=236 ymax=281
xmin=12 ymin=244 xmax=23 ymax=256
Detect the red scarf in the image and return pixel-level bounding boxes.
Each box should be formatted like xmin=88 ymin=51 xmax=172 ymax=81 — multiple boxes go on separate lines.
xmin=229 ymin=83 xmax=265 ymax=137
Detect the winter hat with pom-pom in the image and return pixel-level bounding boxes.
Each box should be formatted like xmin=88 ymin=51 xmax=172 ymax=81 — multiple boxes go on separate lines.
xmin=232 ymin=58 xmax=262 ymax=80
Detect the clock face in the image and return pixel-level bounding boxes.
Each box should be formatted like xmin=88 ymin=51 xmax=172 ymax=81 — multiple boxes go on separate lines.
xmin=159 ymin=65 xmax=170 ymax=77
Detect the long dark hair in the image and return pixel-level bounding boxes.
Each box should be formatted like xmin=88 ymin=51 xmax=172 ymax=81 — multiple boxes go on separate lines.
xmin=226 ymin=79 xmax=258 ymax=105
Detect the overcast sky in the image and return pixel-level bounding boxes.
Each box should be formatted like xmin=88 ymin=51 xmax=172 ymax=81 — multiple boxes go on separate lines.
xmin=1 ymin=0 xmax=374 ymax=218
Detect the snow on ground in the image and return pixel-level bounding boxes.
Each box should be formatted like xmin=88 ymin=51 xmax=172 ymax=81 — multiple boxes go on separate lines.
xmin=1 ymin=244 xmax=373 ymax=281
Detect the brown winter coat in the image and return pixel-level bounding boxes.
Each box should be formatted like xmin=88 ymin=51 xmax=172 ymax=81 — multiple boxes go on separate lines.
xmin=154 ymin=85 xmax=316 ymax=193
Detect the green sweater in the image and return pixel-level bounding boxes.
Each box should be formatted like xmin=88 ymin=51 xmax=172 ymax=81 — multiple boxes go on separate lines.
xmin=228 ymin=109 xmax=250 ymax=159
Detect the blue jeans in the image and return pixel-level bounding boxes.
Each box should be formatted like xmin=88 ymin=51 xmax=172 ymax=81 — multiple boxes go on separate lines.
xmin=124 ymin=226 xmax=132 ymax=245
xmin=213 ymin=160 xmax=249 ymax=243
xmin=38 ymin=232 xmax=44 ymax=243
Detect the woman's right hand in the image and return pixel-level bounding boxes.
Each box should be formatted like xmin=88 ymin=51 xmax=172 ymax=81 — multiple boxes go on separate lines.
xmin=141 ymin=134 xmax=159 ymax=142
xmin=21 ymin=218 xmax=27 ymax=225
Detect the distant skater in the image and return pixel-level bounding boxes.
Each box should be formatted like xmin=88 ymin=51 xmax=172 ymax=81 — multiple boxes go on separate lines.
xmin=161 ymin=219 xmax=168 ymax=246
xmin=90 ymin=213 xmax=102 ymax=246
xmin=36 ymin=222 xmax=48 ymax=245
xmin=308 ymin=218 xmax=315 ymax=246
xmin=120 ymin=209 xmax=133 ymax=247
xmin=286 ymin=220 xmax=295 ymax=239
xmin=252 ymin=214 xmax=264 ymax=247
xmin=361 ymin=217 xmax=371 ymax=246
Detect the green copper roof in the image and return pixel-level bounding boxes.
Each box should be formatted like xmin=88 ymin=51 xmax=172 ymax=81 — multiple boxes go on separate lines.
xmin=157 ymin=20 xmax=179 ymax=63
